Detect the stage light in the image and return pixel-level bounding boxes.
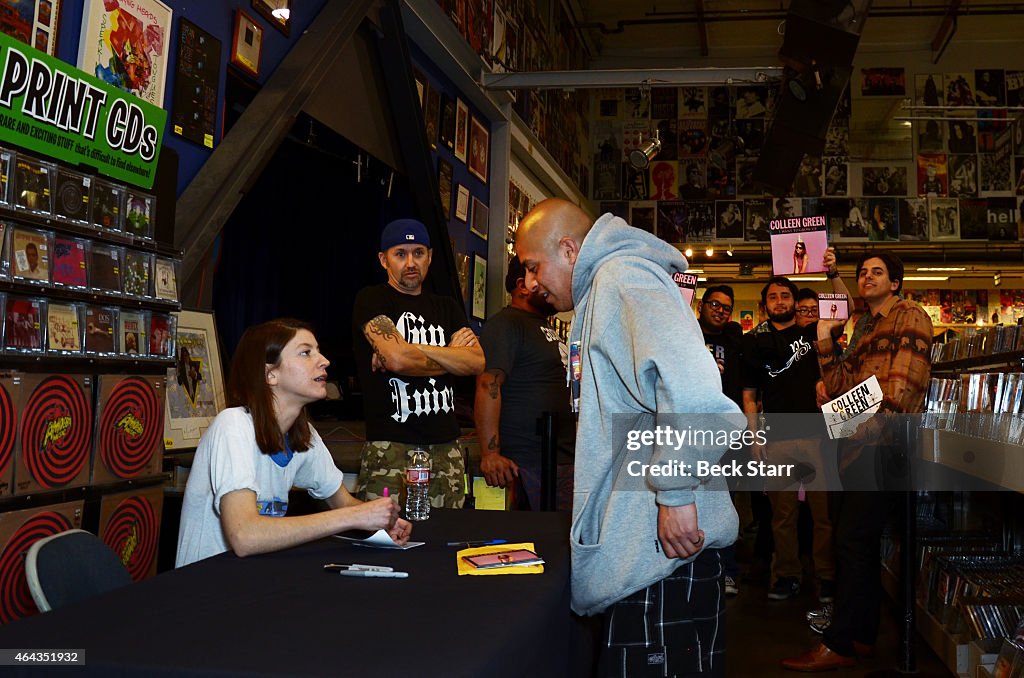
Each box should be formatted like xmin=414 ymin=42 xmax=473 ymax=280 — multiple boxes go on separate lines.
xmin=684 ymin=246 xmax=694 ymax=258
xmin=705 ymin=246 xmax=715 ymax=257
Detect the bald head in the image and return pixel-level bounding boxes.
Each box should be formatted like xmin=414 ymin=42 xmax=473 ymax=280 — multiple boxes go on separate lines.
xmin=514 ymin=198 xmax=593 ymax=312
xmin=516 ymin=198 xmax=593 ymax=256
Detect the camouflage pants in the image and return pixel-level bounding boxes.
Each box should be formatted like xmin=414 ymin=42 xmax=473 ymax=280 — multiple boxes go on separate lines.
xmin=356 ymin=440 xmax=465 ymax=509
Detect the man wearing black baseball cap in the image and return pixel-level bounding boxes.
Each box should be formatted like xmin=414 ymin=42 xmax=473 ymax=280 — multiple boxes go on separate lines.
xmin=474 ymin=257 xmax=573 ymax=510
xmin=352 ymin=219 xmax=484 ymax=507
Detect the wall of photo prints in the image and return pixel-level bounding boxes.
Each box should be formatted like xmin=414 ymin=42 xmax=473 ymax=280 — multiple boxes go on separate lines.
xmin=431 ymin=0 xmax=591 ymax=197
xmin=589 ymin=71 xmax=1024 ymax=246
xmin=411 ymin=44 xmax=491 ymax=328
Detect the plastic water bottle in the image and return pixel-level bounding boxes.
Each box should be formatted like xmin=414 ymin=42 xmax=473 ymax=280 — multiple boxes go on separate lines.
xmin=404 ymin=447 xmax=431 ymax=521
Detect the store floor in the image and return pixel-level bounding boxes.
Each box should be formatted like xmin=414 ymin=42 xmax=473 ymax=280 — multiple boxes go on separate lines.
xmin=725 ymin=562 xmax=954 ymax=677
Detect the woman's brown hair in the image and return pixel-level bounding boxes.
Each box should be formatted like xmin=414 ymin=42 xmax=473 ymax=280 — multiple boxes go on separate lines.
xmin=226 ymin=318 xmax=315 ymax=454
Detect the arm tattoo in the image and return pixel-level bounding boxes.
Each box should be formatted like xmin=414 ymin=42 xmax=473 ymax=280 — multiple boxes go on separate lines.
xmin=487 ymin=435 xmax=499 ymax=451
xmin=485 ymin=369 xmax=504 ymax=399
xmin=424 ymin=356 xmax=442 ymax=370
xmin=374 ymin=348 xmax=388 ymax=369
xmin=365 ymin=315 xmax=400 ymax=342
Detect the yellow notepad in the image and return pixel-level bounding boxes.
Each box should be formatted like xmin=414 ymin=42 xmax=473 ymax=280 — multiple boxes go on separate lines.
xmin=472 ymin=477 xmax=507 ymax=511
xmin=456 ymin=542 xmax=544 ymax=576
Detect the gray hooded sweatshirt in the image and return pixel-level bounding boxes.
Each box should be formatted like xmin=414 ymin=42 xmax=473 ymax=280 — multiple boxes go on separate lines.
xmin=568 ymin=213 xmax=741 ymax=616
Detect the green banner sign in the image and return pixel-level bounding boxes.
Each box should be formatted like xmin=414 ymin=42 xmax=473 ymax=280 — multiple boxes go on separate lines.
xmin=0 ymin=32 xmax=166 ymax=189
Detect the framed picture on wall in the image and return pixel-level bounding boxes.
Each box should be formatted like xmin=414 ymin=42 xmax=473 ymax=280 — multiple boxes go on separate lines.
xmin=455 ymin=184 xmax=470 ymax=223
xmin=471 ymin=196 xmax=489 ymax=240
xmin=252 ymin=0 xmax=292 ymax=37
xmin=454 ymin=98 xmax=469 ymax=163
xmin=164 ymin=310 xmax=227 ymax=451
xmin=1 ymin=0 xmax=61 ymax=56
xmin=472 ymin=254 xmax=487 ymax=320
xmin=230 ymin=9 xmax=263 ymax=79
xmin=468 ymin=115 xmax=489 ymax=184
xmin=438 ymin=158 xmax=453 ymax=220
xmin=78 ymin=0 xmax=172 ymax=107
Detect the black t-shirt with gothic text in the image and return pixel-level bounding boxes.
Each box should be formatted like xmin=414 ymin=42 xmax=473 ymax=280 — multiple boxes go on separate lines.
xmin=352 ymin=283 xmax=468 ymax=443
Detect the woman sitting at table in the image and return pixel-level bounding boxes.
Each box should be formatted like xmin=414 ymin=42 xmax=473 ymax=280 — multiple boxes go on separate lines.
xmin=176 ymin=318 xmax=411 ymax=567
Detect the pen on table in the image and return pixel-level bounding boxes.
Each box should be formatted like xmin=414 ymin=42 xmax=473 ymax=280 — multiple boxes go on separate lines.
xmin=446 ymin=539 xmax=508 ymax=547
xmin=337 ymin=570 xmax=409 ymax=579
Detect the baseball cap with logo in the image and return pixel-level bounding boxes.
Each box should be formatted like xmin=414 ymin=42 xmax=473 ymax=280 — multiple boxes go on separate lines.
xmin=380 ymin=219 xmax=431 ymax=251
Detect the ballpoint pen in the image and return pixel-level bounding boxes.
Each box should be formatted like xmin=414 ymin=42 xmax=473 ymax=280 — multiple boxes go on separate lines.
xmin=336 ymin=570 xmax=409 ymax=579
xmin=323 ymin=563 xmax=394 ymax=572
xmin=445 ymin=539 xmax=508 ymax=547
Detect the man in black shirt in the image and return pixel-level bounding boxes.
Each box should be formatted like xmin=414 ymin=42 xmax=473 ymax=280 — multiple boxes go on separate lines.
xmin=698 ymin=285 xmax=744 ymax=595
xmin=352 ymin=219 xmax=485 ymax=507
xmin=475 ymin=257 xmax=572 ymax=510
xmin=741 ymin=277 xmax=835 ymax=603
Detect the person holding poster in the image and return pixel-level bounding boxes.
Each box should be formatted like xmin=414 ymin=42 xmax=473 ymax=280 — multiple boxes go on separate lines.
xmin=783 ymin=252 xmax=932 ymax=672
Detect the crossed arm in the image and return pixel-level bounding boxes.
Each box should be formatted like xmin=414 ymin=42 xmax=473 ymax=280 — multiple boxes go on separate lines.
xmin=362 ymin=314 xmax=485 ymax=377
xmin=219 ymin=484 xmax=411 ymax=558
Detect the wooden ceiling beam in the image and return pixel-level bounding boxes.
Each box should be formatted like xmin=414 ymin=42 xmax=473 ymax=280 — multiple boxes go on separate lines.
xmin=695 ymin=0 xmax=709 ymax=56
xmin=930 ymin=0 xmax=963 ymax=52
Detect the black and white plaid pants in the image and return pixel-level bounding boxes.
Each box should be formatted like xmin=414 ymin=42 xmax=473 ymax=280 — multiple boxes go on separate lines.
xmin=599 ymin=549 xmax=725 ymax=678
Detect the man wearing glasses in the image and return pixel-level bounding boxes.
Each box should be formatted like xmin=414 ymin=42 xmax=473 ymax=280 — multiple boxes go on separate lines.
xmin=698 ymin=286 xmax=744 ymax=597
xmin=795 ymin=289 xmax=820 ymax=328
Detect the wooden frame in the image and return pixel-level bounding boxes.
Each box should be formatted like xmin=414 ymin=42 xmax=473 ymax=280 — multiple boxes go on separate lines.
xmin=470 ymin=196 xmax=489 ymax=240
xmin=455 ymin=184 xmax=470 ymax=223
xmin=78 ymin=0 xmax=171 ymax=107
xmin=454 ymin=98 xmax=469 ymax=164
xmin=251 ymin=0 xmax=292 ymax=37
xmin=0 ymin=0 xmax=62 ymax=56
xmin=468 ymin=115 xmax=489 ymax=183
xmin=472 ymin=254 xmax=487 ymax=320
xmin=164 ymin=310 xmax=226 ymax=451
xmin=230 ymin=9 xmax=264 ymax=79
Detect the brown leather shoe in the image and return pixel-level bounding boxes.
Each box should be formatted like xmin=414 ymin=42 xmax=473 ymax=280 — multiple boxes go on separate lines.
xmin=782 ymin=644 xmax=856 ymax=672
xmin=852 ymin=641 xmax=874 ymax=657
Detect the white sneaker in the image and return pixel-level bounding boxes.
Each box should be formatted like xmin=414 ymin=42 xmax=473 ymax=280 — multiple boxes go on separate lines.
xmin=724 ymin=576 xmax=739 ymax=596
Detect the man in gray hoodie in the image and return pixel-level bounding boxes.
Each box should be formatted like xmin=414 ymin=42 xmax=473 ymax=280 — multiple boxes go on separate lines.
xmin=517 ymin=199 xmax=741 ymax=677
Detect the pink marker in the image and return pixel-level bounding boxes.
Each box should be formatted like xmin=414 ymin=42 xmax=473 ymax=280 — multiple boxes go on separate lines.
xmin=383 ymin=487 xmax=389 ymax=498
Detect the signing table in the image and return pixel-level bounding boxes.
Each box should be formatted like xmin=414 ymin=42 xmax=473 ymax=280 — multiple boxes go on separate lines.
xmin=0 ymin=509 xmax=570 ymax=677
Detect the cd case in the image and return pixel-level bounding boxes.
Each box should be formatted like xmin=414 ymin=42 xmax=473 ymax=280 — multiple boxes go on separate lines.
xmin=13 ymin=155 xmax=54 ymax=214
xmin=54 ymin=168 xmax=93 ymax=223
xmin=10 ymin=227 xmax=51 ymax=284
xmin=124 ymin=190 xmax=155 ymax=240
xmin=118 ymin=309 xmax=146 ymax=357
xmin=3 ymin=295 xmax=45 ymax=353
xmin=47 ymin=302 xmax=83 ymax=355
xmin=51 ymin=236 xmax=90 ymax=288
xmin=84 ymin=305 xmax=119 ymax=355
xmin=153 ymin=258 xmax=179 ymax=301
xmin=122 ymin=249 xmax=152 ymax=297
xmin=0 ymin=147 xmax=13 ymax=205
xmin=92 ymin=178 xmax=125 ymax=231
xmin=89 ymin=243 xmax=123 ymax=295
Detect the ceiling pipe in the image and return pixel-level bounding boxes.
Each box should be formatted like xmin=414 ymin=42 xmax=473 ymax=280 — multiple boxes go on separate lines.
xmin=576 ymin=4 xmax=1024 ymax=34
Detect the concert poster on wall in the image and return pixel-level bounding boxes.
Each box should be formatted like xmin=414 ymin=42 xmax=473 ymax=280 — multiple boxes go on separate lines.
xmin=165 ymin=310 xmax=226 ymax=450
xmin=172 ymin=17 xmax=222 ymax=149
